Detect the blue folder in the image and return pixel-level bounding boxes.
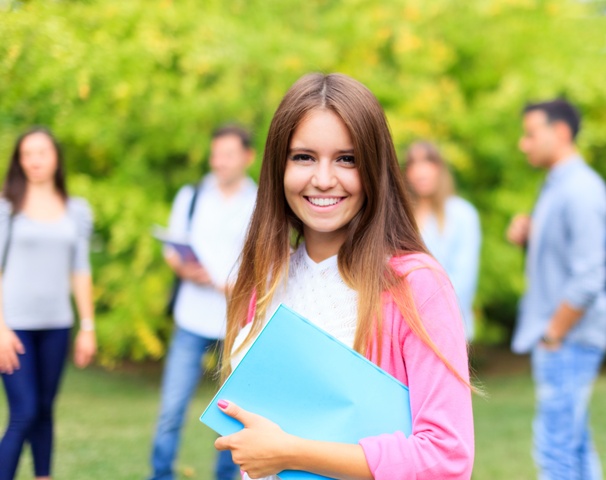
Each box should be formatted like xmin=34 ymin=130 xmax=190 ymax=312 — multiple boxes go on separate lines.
xmin=200 ymin=304 xmax=412 ymax=480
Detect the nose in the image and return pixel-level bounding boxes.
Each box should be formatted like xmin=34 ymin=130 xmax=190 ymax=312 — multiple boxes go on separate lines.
xmin=310 ymin=159 xmax=337 ymax=190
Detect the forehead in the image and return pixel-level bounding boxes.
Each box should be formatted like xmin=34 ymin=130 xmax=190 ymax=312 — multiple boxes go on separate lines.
xmin=290 ymin=109 xmax=352 ymax=145
xmin=523 ymin=110 xmax=550 ymax=129
xmin=21 ymin=132 xmax=55 ymax=150
xmin=211 ymin=134 xmax=245 ymax=151
xmin=408 ymin=144 xmax=431 ymax=159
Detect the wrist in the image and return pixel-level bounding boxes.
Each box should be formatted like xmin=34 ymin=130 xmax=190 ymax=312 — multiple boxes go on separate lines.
xmin=80 ymin=318 xmax=95 ymax=332
xmin=282 ymin=434 xmax=305 ymax=472
xmin=540 ymin=333 xmax=562 ymax=346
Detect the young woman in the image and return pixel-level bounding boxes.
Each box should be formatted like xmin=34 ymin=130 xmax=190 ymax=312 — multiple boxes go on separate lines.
xmin=403 ymin=142 xmax=481 ymax=341
xmin=214 ymin=74 xmax=474 ymax=480
xmin=0 ymin=127 xmax=96 ymax=480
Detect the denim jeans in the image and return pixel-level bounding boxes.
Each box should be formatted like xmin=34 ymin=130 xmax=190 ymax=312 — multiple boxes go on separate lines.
xmin=149 ymin=327 xmax=238 ymax=480
xmin=0 ymin=328 xmax=70 ymax=480
xmin=531 ymin=342 xmax=605 ymax=480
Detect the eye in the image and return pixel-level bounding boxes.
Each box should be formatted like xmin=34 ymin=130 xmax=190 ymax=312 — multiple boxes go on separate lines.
xmin=290 ymin=153 xmax=315 ymax=162
xmin=338 ymin=155 xmax=356 ymax=165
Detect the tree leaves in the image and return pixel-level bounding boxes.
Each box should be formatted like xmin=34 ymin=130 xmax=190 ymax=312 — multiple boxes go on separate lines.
xmin=0 ymin=0 xmax=604 ymax=359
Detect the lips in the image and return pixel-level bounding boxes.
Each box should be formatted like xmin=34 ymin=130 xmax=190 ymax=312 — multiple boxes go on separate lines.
xmin=306 ymin=197 xmax=344 ymax=207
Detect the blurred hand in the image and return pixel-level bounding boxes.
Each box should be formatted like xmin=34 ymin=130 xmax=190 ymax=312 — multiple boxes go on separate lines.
xmin=506 ymin=214 xmax=531 ymax=247
xmin=0 ymin=326 xmax=25 ymax=374
xmin=215 ymin=400 xmax=295 ymax=478
xmin=177 ymin=261 xmax=213 ymax=286
xmin=74 ymin=330 xmax=97 ymax=368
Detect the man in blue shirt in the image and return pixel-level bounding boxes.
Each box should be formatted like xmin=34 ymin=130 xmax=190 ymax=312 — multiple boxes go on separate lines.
xmin=507 ymin=99 xmax=606 ymax=479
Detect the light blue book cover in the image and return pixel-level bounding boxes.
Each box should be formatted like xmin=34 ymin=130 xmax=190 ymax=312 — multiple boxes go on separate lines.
xmin=200 ymin=304 xmax=412 ymax=480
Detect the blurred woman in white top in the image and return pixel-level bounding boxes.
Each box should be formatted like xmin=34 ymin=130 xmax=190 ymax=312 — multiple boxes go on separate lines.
xmin=403 ymin=141 xmax=481 ymax=340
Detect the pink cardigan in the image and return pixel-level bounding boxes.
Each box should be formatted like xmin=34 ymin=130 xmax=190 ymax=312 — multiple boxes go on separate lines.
xmin=246 ymin=253 xmax=474 ymax=479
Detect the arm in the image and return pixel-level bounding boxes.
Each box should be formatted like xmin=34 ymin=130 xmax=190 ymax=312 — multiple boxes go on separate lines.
xmin=545 ymin=184 xmax=606 ymax=344
xmin=70 ymin=198 xmax=96 ymax=368
xmin=542 ymin=302 xmax=583 ymax=348
xmin=164 ymin=249 xmax=212 ymax=286
xmin=165 ymin=186 xmax=213 ymax=287
xmin=445 ymin=202 xmax=481 ymax=335
xmin=0 ymin=200 xmax=24 ymax=374
xmin=359 ymin=263 xmax=474 ymax=479
xmin=72 ymin=272 xmax=96 ymax=368
xmin=215 ymin=401 xmax=373 ymax=480
xmin=506 ymin=213 xmax=531 ymax=248
xmin=0 ymin=276 xmax=25 ymax=374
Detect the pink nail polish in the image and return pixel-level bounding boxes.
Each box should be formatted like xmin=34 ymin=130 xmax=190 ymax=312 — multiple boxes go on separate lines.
xmin=217 ymin=399 xmax=229 ymax=409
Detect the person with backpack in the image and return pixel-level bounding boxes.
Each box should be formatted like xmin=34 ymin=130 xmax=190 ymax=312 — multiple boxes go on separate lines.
xmin=148 ymin=125 xmax=257 ymax=480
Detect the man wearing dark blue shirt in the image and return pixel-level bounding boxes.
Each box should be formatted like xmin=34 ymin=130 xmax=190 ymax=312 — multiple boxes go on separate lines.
xmin=507 ymin=99 xmax=606 ymax=479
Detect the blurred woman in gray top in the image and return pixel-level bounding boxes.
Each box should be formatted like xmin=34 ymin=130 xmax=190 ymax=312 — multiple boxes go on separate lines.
xmin=0 ymin=127 xmax=96 ymax=480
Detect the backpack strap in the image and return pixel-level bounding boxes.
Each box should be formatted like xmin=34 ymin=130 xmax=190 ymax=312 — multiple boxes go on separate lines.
xmin=185 ymin=180 xmax=203 ymax=231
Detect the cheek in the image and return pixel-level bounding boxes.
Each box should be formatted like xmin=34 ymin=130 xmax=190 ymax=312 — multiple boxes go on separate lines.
xmin=345 ymin=170 xmax=365 ymax=202
xmin=283 ymin=166 xmax=301 ymax=203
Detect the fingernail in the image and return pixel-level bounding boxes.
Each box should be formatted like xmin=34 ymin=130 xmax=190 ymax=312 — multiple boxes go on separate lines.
xmin=217 ymin=399 xmax=229 ymax=409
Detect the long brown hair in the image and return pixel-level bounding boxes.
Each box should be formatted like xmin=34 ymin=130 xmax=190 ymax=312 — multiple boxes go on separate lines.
xmin=403 ymin=141 xmax=454 ymax=231
xmin=2 ymin=127 xmax=68 ymax=212
xmin=223 ymin=73 xmax=467 ymax=385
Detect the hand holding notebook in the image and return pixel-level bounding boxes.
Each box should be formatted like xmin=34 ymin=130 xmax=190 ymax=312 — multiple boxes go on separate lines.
xmin=152 ymin=225 xmax=200 ymax=264
xmin=200 ymin=304 xmax=412 ymax=480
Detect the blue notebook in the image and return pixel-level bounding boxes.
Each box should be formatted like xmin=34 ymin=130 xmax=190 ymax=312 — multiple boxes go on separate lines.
xmin=200 ymin=304 xmax=412 ymax=480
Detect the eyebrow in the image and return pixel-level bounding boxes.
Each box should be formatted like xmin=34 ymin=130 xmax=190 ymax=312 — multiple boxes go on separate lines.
xmin=288 ymin=147 xmax=355 ymax=155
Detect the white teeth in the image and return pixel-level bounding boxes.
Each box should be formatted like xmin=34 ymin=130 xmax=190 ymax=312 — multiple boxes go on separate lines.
xmin=308 ymin=197 xmax=341 ymax=207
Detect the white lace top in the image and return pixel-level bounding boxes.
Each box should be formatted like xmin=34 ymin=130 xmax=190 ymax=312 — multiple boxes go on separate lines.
xmin=231 ymin=243 xmax=359 ymax=480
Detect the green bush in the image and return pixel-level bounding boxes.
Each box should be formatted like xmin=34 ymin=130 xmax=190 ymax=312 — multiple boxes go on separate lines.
xmin=1 ymin=0 xmax=605 ymax=362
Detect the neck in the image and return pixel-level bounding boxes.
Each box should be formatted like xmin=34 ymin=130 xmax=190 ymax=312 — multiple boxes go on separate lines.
xmin=303 ymin=230 xmax=346 ymax=263
xmin=26 ymin=181 xmax=59 ymax=198
xmin=414 ymin=198 xmax=434 ymax=223
xmin=549 ymin=145 xmax=577 ymax=169
xmin=216 ymin=175 xmax=245 ymax=198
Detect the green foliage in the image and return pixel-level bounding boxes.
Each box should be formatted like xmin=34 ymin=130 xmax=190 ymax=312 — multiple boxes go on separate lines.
xmin=0 ymin=0 xmax=605 ymax=361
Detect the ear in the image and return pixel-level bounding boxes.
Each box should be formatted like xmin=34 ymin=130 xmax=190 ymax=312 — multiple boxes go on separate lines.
xmin=552 ymin=120 xmax=574 ymax=144
xmin=245 ymin=148 xmax=255 ymax=167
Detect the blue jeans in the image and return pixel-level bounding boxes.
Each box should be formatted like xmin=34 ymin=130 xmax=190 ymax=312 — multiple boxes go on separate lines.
xmin=0 ymin=328 xmax=70 ymax=480
xmin=149 ymin=327 xmax=238 ymax=480
xmin=531 ymin=342 xmax=605 ymax=480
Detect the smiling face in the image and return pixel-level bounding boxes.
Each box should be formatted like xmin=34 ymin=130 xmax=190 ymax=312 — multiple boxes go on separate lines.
xmin=284 ymin=109 xmax=365 ymax=258
xmin=19 ymin=132 xmax=59 ymax=185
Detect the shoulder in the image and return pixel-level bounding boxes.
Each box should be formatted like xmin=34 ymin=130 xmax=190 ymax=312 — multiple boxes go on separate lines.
xmin=175 ymin=182 xmax=197 ymax=200
xmin=172 ymin=183 xmax=198 ymax=210
xmin=0 ymin=197 xmax=13 ymax=219
xmin=243 ymin=177 xmax=258 ymax=197
xmin=446 ymin=196 xmax=479 ymax=220
xmin=564 ymin=162 xmax=606 ymax=205
xmin=68 ymin=196 xmax=93 ymax=219
xmin=567 ymin=160 xmax=605 ymax=188
xmin=67 ymin=197 xmax=93 ymax=233
xmin=389 ymin=252 xmax=451 ymax=305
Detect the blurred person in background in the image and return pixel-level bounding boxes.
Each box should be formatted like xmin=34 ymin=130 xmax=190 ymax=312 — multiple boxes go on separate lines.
xmin=0 ymin=127 xmax=96 ymax=480
xmin=148 ymin=125 xmax=257 ymax=480
xmin=403 ymin=141 xmax=481 ymax=341
xmin=507 ymin=99 xmax=606 ymax=479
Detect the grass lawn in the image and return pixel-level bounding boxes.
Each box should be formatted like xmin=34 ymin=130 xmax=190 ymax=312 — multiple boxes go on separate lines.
xmin=1 ymin=350 xmax=605 ymax=479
